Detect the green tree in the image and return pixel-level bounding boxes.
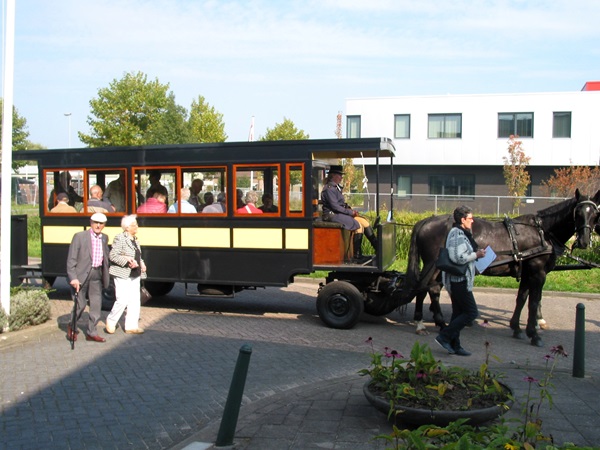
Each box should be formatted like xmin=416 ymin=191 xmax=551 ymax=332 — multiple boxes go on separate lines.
xmin=503 ymin=135 xmax=531 ymax=214
xmin=145 ymin=92 xmax=191 ymax=145
xmin=79 ymin=71 xmax=189 ymax=147
xmin=0 ymin=99 xmax=32 ymax=170
xmin=188 ymin=95 xmax=227 ymax=143
xmin=260 ymin=117 xmax=309 ymax=141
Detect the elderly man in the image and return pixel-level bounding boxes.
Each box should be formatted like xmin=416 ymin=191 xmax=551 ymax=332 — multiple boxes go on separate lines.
xmin=321 ymin=165 xmax=377 ymax=261
xmin=88 ymin=185 xmax=115 ymax=212
xmin=50 ymin=192 xmax=77 ymax=213
xmin=66 ymin=213 xmax=111 ymax=342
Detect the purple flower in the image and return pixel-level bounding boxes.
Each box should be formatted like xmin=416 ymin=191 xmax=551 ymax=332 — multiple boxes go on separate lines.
xmin=523 ymin=376 xmax=538 ymax=383
xmin=550 ymin=345 xmax=568 ymax=357
xmin=365 ymin=337 xmax=372 ymax=343
xmin=479 ymin=319 xmax=491 ymax=328
xmin=543 ymin=354 xmax=554 ymax=361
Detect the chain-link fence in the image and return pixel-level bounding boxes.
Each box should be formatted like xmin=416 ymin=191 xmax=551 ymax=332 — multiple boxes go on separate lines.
xmin=345 ymin=193 xmax=570 ymax=217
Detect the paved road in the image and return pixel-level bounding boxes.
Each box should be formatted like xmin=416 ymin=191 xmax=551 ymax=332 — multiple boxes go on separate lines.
xmin=1 ymin=277 xmax=599 ymax=449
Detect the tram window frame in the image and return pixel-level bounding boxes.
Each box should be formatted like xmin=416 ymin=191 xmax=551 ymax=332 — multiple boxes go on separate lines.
xmin=233 ymin=164 xmax=280 ymax=216
xmin=45 ymin=169 xmax=85 ymax=215
xmin=134 ymin=167 xmax=178 ymax=213
xmin=181 ymin=167 xmax=228 ymax=214
xmin=85 ymin=169 xmax=125 ymax=214
xmin=286 ymin=164 xmax=304 ymax=217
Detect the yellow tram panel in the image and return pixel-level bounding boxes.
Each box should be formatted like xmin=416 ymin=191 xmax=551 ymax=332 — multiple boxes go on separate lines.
xmin=181 ymin=228 xmax=231 ymax=248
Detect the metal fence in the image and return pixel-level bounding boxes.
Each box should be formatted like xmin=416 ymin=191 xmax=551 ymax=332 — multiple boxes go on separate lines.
xmin=346 ymin=193 xmax=569 ymax=217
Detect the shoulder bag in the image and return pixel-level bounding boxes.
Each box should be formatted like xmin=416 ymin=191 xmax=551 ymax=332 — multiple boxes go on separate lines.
xmin=436 ymin=247 xmax=468 ymax=277
xmin=140 ymin=282 xmax=152 ymax=305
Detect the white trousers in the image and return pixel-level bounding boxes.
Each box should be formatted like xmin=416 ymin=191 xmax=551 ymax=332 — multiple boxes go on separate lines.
xmin=107 ymin=276 xmax=141 ymax=331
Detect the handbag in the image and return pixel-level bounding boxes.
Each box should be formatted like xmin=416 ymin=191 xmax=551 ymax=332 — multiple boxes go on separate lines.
xmin=140 ymin=283 xmax=152 ymax=305
xmin=436 ymin=247 xmax=468 ymax=277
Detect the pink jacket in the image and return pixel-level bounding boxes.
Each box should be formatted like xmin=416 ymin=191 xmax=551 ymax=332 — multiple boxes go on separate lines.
xmin=137 ymin=197 xmax=167 ymax=213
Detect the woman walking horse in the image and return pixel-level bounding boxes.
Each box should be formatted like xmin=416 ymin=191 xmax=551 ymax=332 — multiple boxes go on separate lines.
xmin=401 ymin=189 xmax=600 ymax=347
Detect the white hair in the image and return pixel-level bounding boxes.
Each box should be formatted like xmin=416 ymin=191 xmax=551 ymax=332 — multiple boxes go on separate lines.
xmin=121 ymin=214 xmax=138 ymax=230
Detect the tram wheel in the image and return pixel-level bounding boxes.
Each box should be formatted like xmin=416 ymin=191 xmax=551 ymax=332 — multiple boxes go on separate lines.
xmin=316 ymin=280 xmax=364 ymax=329
xmin=144 ymin=281 xmax=174 ymax=297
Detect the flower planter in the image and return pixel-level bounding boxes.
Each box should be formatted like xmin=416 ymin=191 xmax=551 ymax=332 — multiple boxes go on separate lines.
xmin=363 ymin=380 xmax=513 ymax=427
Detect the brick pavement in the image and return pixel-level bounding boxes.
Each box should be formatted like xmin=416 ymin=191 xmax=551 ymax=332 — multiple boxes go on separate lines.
xmin=1 ymin=277 xmax=600 ymax=449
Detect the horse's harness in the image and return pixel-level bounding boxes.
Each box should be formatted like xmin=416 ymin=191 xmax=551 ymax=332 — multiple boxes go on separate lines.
xmin=497 ymin=198 xmax=600 ymax=279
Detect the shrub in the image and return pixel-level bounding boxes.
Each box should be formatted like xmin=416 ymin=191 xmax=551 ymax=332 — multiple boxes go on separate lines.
xmin=8 ymin=287 xmax=51 ymax=331
xmin=0 ymin=306 xmax=7 ymax=332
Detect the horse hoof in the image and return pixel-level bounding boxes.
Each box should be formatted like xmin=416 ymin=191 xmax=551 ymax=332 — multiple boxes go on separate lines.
xmin=538 ymin=320 xmax=549 ymax=330
xmin=512 ymin=330 xmax=525 ymax=340
xmin=531 ymin=337 xmax=544 ymax=347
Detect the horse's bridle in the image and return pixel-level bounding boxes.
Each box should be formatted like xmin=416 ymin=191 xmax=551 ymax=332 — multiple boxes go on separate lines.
xmin=573 ymin=198 xmax=600 ymax=236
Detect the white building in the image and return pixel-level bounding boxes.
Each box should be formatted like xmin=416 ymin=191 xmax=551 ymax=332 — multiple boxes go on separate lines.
xmin=345 ymin=81 xmax=600 ymax=214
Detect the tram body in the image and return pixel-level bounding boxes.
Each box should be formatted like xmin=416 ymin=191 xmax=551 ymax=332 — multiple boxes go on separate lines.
xmin=14 ymin=138 xmax=403 ymax=328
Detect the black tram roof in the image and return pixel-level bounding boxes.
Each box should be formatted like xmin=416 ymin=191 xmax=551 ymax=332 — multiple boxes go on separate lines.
xmin=13 ymin=137 xmax=395 ymax=168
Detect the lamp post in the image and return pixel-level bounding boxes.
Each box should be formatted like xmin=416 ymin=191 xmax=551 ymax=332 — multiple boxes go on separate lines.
xmin=64 ymin=113 xmax=72 ymax=148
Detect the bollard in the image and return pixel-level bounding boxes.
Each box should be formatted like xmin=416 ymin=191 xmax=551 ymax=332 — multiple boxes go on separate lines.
xmin=572 ymin=303 xmax=585 ymax=378
xmin=215 ymin=344 xmax=253 ymax=447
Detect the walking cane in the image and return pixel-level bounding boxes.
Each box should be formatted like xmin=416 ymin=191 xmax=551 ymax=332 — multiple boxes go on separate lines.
xmin=69 ymin=292 xmax=78 ymax=350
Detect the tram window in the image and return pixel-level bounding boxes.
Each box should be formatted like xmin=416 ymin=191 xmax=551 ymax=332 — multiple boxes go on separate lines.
xmin=287 ymin=164 xmax=304 ymax=216
xmin=89 ymin=170 xmax=125 ymax=213
xmin=135 ymin=168 xmax=177 ymax=209
xmin=233 ymin=164 xmax=279 ymax=215
xmin=181 ymin=167 xmax=227 ymax=213
xmin=312 ymin=166 xmax=326 ymax=217
xmin=46 ymin=169 xmax=84 ymax=213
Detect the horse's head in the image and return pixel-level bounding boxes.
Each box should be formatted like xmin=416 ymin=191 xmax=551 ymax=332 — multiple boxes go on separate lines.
xmin=572 ymin=189 xmax=600 ymax=249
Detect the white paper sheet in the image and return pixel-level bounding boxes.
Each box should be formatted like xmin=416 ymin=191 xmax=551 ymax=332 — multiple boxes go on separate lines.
xmin=475 ymin=245 xmax=496 ymax=273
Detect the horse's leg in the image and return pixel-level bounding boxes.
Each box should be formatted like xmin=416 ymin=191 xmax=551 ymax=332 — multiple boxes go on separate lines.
xmin=428 ymin=284 xmax=446 ymax=329
xmin=526 ymin=277 xmax=546 ymax=348
xmin=413 ymin=290 xmax=429 ymax=335
xmin=510 ymin=282 xmax=529 ymax=340
xmin=536 ymin=302 xmax=548 ymax=330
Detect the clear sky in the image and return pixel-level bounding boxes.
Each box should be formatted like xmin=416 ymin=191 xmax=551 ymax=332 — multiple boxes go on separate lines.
xmin=2 ymin=0 xmax=600 ymax=149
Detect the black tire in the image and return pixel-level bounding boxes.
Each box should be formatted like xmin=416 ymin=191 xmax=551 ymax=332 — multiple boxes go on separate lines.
xmin=363 ymin=293 xmax=397 ymax=316
xmin=144 ymin=281 xmax=174 ymax=297
xmin=317 ymin=281 xmax=364 ymax=329
xmin=43 ymin=276 xmax=56 ymax=288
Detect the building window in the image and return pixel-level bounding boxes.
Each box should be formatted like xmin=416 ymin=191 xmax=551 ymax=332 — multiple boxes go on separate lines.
xmin=427 ymin=114 xmax=462 ymax=138
xmin=429 ymin=174 xmax=475 ymax=198
xmin=394 ymin=114 xmax=410 ymax=139
xmin=553 ymin=112 xmax=571 ymax=138
xmin=498 ymin=112 xmax=533 ymax=138
xmin=397 ymin=175 xmax=412 ymax=198
xmin=346 ymin=116 xmax=361 ymax=138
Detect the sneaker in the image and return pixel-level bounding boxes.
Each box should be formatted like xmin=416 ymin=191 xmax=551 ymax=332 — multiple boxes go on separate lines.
xmin=454 ymin=347 xmax=472 ymax=356
xmin=435 ymin=335 xmax=456 ymax=354
xmin=125 ymin=328 xmax=145 ymax=334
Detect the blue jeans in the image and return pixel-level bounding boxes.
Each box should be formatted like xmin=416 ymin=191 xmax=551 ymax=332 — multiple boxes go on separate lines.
xmin=439 ymin=280 xmax=478 ymax=349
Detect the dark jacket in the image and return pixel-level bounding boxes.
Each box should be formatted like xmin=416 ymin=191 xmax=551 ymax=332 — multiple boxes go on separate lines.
xmin=321 ymin=181 xmax=359 ymax=230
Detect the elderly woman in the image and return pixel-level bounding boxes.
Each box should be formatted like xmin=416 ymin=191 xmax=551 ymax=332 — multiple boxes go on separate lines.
xmin=236 ymin=191 xmax=263 ymax=214
xmin=105 ymin=214 xmax=147 ymax=334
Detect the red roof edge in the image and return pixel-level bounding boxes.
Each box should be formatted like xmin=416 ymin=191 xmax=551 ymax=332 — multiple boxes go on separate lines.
xmin=581 ymin=81 xmax=600 ymax=91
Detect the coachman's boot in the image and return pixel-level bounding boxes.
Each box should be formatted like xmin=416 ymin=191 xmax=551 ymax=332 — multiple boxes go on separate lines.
xmin=353 ymin=233 xmax=363 ymax=262
xmin=364 ymin=226 xmax=378 ymax=252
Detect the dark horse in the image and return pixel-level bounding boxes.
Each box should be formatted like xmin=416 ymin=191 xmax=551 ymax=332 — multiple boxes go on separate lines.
xmin=402 ymin=190 xmax=600 ymax=347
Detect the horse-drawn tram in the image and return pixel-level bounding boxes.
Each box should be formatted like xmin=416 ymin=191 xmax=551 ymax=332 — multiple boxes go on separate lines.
xmin=13 ymin=138 xmax=406 ymax=329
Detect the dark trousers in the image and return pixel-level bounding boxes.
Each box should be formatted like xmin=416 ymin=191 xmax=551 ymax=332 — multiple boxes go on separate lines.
xmin=74 ymin=269 xmax=103 ymax=336
xmin=439 ymin=280 xmax=478 ymax=349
